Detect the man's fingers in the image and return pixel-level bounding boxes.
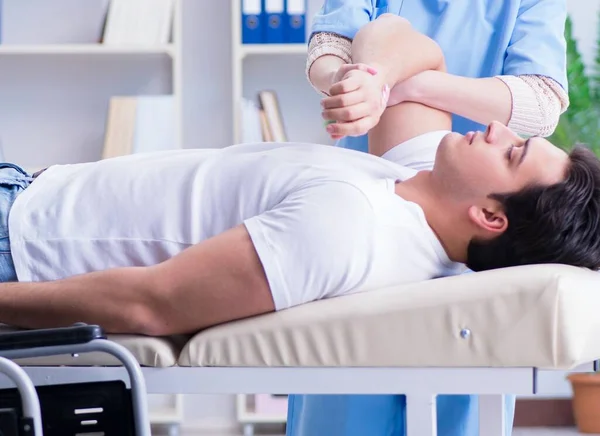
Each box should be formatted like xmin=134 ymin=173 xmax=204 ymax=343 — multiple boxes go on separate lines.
xmin=325 ymin=116 xmax=378 ymax=137
xmin=321 ymin=90 xmax=365 ymax=110
xmin=322 ymin=102 xmax=371 ymax=123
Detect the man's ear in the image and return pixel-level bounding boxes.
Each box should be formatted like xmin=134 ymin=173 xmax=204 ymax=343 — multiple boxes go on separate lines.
xmin=467 ymin=204 xmax=507 ymax=235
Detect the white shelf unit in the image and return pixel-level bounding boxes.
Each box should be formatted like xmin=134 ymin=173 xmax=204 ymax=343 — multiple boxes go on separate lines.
xmin=239 ymin=43 xmax=307 ymax=58
xmin=0 ymin=0 xmax=185 ymax=428
xmin=0 ymin=44 xmax=175 ymax=55
xmin=236 ymin=394 xmax=287 ymax=436
xmin=148 ymin=393 xmax=185 ymax=435
xmin=231 ymin=0 xmax=311 ymax=432
xmin=0 ymin=3 xmax=183 ymax=172
xmin=230 ymin=0 xmax=315 ymax=144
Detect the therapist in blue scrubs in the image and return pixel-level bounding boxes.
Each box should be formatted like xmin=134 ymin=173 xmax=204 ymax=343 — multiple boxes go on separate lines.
xmin=287 ymin=1 xmax=571 ymax=435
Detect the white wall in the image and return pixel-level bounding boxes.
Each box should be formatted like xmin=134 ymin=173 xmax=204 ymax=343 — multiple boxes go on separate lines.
xmin=175 ymin=0 xmax=600 ymax=431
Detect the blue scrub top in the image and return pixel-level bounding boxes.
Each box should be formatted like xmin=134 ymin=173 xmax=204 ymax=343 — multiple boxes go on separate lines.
xmin=312 ymin=0 xmax=568 ymax=151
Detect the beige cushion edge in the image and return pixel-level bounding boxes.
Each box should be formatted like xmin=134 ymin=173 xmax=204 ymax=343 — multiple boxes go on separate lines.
xmin=13 ymin=334 xmax=182 ymax=368
xmin=178 ymin=264 xmax=600 ymax=370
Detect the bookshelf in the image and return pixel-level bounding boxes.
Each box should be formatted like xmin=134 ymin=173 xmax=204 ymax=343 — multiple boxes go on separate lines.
xmin=230 ymin=0 xmax=310 ymax=431
xmin=237 ymin=394 xmax=287 ymax=436
xmin=0 ymin=44 xmax=175 ymax=55
xmin=230 ymin=0 xmax=332 ymax=150
xmin=0 ymin=1 xmax=183 ymax=173
xmin=238 ymin=43 xmax=307 ymax=58
xmin=0 ymin=0 xmax=184 ymax=432
xmin=230 ymin=5 xmax=314 ymax=434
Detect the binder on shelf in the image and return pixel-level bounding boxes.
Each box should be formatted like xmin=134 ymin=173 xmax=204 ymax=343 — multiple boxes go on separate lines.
xmin=284 ymin=0 xmax=306 ymax=44
xmin=242 ymin=0 xmax=263 ymax=44
xmin=264 ymin=0 xmax=284 ymax=43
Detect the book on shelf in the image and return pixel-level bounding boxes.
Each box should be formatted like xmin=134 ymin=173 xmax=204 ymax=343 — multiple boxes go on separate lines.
xmin=240 ymin=90 xmax=287 ymax=143
xmin=102 ymin=95 xmax=176 ymax=159
xmin=258 ymin=90 xmax=287 ymax=142
xmin=102 ymin=0 xmax=174 ymax=45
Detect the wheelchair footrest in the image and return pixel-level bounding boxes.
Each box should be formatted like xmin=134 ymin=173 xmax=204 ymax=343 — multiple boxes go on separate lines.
xmin=0 ymin=380 xmax=134 ymax=436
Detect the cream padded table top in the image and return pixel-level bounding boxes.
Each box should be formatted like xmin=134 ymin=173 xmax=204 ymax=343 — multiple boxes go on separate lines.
xmin=179 ymin=264 xmax=600 ymax=370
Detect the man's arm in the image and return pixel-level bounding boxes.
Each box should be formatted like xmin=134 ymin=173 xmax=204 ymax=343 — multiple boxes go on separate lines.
xmin=321 ymin=14 xmax=451 ymax=156
xmin=0 ymin=225 xmax=275 ymax=335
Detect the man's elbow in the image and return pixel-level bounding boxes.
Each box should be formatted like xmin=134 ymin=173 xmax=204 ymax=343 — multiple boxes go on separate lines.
xmin=376 ymin=13 xmax=411 ymax=27
xmin=354 ymin=13 xmax=412 ymax=43
xmin=116 ymin=268 xmax=176 ymax=337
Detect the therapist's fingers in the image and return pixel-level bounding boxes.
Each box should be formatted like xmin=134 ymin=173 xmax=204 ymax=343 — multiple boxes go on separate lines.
xmin=328 ymin=75 xmax=364 ymax=96
xmin=321 ymin=90 xmax=366 ymax=110
xmin=325 ymin=116 xmax=378 ymax=138
xmin=322 ymin=102 xmax=371 ymax=123
xmin=331 ymin=63 xmax=378 ymax=86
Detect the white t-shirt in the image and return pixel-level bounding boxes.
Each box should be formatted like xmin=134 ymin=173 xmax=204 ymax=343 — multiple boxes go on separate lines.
xmin=9 ymin=133 xmax=462 ymax=310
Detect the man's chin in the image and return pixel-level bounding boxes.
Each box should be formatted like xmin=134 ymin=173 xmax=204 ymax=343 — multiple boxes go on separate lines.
xmin=439 ymin=132 xmax=463 ymax=148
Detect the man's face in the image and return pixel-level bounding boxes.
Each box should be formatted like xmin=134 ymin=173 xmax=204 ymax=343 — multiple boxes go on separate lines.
xmin=433 ymin=121 xmax=569 ymax=201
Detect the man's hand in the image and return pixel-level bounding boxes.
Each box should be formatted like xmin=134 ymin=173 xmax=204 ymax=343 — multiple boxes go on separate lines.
xmin=321 ymin=63 xmax=390 ymax=140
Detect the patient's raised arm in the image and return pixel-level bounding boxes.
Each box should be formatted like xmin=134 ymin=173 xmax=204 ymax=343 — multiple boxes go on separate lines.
xmin=320 ymin=15 xmax=452 ymax=156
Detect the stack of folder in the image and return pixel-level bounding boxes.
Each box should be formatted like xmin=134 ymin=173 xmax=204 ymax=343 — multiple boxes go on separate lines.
xmin=241 ymin=0 xmax=307 ymax=44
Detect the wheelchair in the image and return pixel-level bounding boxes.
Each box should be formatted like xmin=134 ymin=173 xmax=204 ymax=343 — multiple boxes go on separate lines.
xmin=0 ymin=324 xmax=151 ymax=435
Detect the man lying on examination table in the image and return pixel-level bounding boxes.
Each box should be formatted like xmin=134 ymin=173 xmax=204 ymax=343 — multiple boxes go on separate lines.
xmin=0 ymin=15 xmax=598 ymax=336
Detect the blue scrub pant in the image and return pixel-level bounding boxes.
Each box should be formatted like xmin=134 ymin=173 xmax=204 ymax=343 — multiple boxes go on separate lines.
xmin=286 ymin=394 xmax=516 ymax=436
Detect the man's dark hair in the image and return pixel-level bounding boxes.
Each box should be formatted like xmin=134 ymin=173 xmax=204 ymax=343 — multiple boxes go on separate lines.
xmin=467 ymin=145 xmax=600 ymax=272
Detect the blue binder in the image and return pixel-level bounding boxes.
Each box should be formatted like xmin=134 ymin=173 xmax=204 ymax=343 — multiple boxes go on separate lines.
xmin=264 ymin=0 xmax=284 ymax=43
xmin=284 ymin=0 xmax=306 ymax=44
xmin=242 ymin=0 xmax=264 ymax=44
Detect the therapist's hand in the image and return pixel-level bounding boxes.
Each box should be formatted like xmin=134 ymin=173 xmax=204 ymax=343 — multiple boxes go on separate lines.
xmin=321 ymin=64 xmax=390 ymax=140
xmin=386 ymin=72 xmax=426 ymax=106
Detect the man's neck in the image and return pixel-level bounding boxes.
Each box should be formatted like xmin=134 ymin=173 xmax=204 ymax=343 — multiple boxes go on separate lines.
xmin=394 ymin=171 xmax=469 ymax=264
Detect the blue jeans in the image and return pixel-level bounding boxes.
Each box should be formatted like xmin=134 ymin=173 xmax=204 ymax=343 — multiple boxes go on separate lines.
xmin=0 ymin=163 xmax=33 ymax=283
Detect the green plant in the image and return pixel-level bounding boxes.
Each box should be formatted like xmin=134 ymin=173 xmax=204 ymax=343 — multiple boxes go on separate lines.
xmin=549 ymin=13 xmax=600 ymax=157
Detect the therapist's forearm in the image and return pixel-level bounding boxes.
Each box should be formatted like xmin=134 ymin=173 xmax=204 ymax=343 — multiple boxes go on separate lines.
xmin=352 ymin=15 xmax=445 ymax=89
xmin=308 ymin=55 xmax=347 ymax=94
xmin=408 ymin=70 xmax=512 ymax=126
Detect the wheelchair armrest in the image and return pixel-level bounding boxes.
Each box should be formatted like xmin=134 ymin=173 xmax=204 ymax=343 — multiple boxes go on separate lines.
xmin=0 ymin=324 xmax=106 ymax=351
